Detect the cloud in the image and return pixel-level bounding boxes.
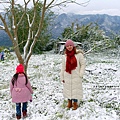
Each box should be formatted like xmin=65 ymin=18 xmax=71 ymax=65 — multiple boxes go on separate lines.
xmin=57 ymin=7 xmax=120 ymax=16
xmin=0 ymin=0 xmax=120 ymax=17
xmin=74 ymin=9 xmax=120 ymax=16
xmin=52 ymin=0 xmax=120 ymax=16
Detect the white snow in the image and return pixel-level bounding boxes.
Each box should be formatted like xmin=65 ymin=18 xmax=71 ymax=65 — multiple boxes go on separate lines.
xmin=12 ymin=26 xmax=16 ymax=29
xmin=0 ymin=25 xmax=5 ymax=30
xmin=14 ymin=37 xmax=16 ymax=41
xmin=0 ymin=51 xmax=120 ymax=120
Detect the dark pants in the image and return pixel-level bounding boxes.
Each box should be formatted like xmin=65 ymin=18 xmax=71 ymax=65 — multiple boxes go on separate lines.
xmin=1 ymin=55 xmax=4 ymax=61
xmin=16 ymin=102 xmax=27 ymax=116
xmin=68 ymin=99 xmax=78 ymax=102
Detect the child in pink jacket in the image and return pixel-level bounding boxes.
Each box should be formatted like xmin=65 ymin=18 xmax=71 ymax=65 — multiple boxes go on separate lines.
xmin=10 ymin=64 xmax=33 ymax=119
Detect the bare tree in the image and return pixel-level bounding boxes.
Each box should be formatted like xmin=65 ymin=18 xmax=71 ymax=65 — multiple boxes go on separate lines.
xmin=0 ymin=0 xmax=90 ymax=73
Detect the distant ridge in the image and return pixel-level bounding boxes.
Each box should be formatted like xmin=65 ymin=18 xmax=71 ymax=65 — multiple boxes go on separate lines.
xmin=50 ymin=13 xmax=120 ymax=39
xmin=0 ymin=13 xmax=120 ymax=46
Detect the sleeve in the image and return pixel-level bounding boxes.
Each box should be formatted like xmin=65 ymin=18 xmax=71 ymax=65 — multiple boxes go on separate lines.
xmin=26 ymin=80 xmax=33 ymax=94
xmin=10 ymin=80 xmax=13 ymax=96
xmin=79 ymin=53 xmax=86 ymax=78
xmin=60 ymin=55 xmax=65 ymax=82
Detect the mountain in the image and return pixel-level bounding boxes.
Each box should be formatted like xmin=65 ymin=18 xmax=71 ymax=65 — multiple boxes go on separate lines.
xmin=50 ymin=13 xmax=120 ymax=39
xmin=0 ymin=13 xmax=120 ymax=46
xmin=0 ymin=30 xmax=12 ymax=47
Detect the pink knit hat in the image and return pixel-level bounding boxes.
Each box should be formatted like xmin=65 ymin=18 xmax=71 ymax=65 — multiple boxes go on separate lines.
xmin=65 ymin=39 xmax=74 ymax=47
xmin=16 ymin=64 xmax=24 ymax=73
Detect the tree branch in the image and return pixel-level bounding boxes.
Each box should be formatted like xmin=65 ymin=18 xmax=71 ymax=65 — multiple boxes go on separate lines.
xmin=24 ymin=14 xmax=32 ymax=60
xmin=24 ymin=0 xmax=38 ymax=61
xmin=0 ymin=14 xmax=14 ymax=41
xmin=11 ymin=0 xmax=18 ymax=40
xmin=25 ymin=0 xmax=47 ymax=64
xmin=46 ymin=0 xmax=91 ymax=9
xmin=0 ymin=25 xmax=5 ymax=30
xmin=74 ymin=0 xmax=91 ymax=7
xmin=46 ymin=0 xmax=54 ymax=9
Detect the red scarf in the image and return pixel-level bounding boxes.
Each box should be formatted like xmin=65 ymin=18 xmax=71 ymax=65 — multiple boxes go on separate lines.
xmin=66 ymin=49 xmax=77 ymax=74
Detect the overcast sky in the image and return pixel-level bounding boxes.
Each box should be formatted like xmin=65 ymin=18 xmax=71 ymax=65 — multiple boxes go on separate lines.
xmin=55 ymin=0 xmax=120 ymax=16
xmin=0 ymin=0 xmax=120 ymax=16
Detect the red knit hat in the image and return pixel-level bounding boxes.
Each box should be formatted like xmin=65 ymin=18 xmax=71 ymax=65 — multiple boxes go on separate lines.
xmin=16 ymin=64 xmax=24 ymax=73
xmin=65 ymin=39 xmax=74 ymax=47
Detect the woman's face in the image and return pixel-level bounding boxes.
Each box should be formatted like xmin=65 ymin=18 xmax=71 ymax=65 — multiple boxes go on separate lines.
xmin=66 ymin=45 xmax=73 ymax=51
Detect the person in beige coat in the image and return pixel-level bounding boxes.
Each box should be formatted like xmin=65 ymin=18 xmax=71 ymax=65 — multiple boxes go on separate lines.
xmin=60 ymin=39 xmax=86 ymax=110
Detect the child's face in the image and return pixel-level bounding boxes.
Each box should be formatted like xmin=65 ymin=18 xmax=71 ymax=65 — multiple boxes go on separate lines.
xmin=66 ymin=45 xmax=73 ymax=51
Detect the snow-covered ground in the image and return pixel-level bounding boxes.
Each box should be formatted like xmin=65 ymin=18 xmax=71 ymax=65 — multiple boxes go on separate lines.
xmin=0 ymin=50 xmax=120 ymax=120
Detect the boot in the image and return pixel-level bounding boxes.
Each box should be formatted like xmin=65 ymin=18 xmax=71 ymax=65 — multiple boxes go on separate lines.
xmin=22 ymin=110 xmax=27 ymax=118
xmin=72 ymin=102 xmax=78 ymax=110
xmin=67 ymin=99 xmax=72 ymax=108
xmin=16 ymin=115 xmax=21 ymax=120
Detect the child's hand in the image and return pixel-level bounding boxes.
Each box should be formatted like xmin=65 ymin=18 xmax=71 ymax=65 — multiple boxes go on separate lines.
xmin=30 ymin=94 xmax=33 ymax=102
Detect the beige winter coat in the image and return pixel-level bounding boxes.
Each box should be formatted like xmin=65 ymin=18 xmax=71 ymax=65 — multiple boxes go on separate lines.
xmin=60 ymin=50 xmax=86 ymax=100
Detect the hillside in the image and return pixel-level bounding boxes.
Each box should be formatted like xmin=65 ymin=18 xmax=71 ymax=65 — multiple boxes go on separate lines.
xmin=50 ymin=13 xmax=120 ymax=39
xmin=0 ymin=30 xmax=12 ymax=47
xmin=0 ymin=13 xmax=120 ymax=46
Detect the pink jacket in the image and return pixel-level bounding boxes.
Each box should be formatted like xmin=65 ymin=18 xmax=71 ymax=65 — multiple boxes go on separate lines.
xmin=10 ymin=74 xmax=33 ymax=103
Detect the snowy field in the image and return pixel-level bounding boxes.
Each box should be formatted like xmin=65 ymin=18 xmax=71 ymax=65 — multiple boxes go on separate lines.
xmin=0 ymin=50 xmax=120 ymax=120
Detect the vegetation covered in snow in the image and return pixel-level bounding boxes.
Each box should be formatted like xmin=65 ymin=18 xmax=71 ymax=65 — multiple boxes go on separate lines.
xmin=0 ymin=49 xmax=119 ymax=120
